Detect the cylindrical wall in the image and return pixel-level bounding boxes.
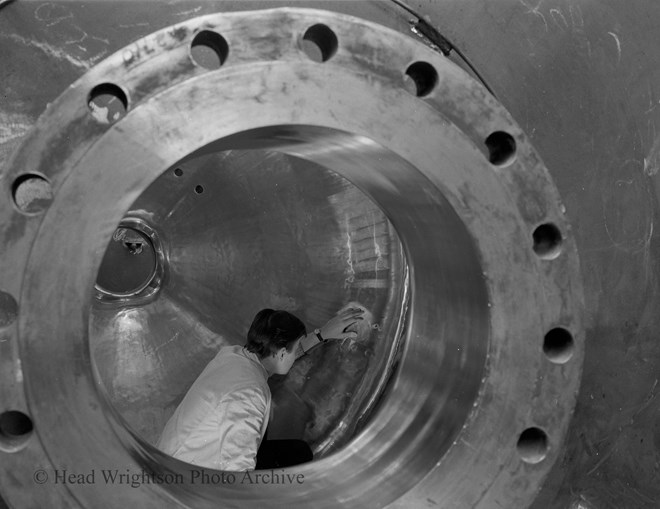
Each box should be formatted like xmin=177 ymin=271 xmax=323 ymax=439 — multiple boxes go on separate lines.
xmin=90 ymin=148 xmax=409 ymax=456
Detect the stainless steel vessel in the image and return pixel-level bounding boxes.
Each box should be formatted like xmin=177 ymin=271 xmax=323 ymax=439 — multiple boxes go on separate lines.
xmin=0 ymin=2 xmax=655 ymax=508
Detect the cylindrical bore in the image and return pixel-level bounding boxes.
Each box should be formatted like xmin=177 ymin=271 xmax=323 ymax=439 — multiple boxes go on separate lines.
xmin=3 ymin=8 xmax=583 ymax=509
xmin=89 ymin=147 xmax=410 ymax=455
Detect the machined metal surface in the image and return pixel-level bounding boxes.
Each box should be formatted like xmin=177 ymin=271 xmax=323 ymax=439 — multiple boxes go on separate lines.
xmin=0 ymin=5 xmax=582 ymax=508
xmin=91 ymin=148 xmax=408 ymax=457
xmin=8 ymin=0 xmax=658 ymax=508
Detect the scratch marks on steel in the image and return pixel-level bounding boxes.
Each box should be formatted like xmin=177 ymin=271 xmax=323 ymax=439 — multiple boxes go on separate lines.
xmin=0 ymin=112 xmax=32 ymax=146
xmin=175 ymin=6 xmax=202 ymax=17
xmin=1 ymin=2 xmax=112 ymax=67
xmin=607 ymin=32 xmax=622 ymax=65
xmin=549 ymin=8 xmax=569 ymax=30
xmin=0 ymin=33 xmax=97 ymax=69
xmin=519 ymin=0 xmax=548 ymax=32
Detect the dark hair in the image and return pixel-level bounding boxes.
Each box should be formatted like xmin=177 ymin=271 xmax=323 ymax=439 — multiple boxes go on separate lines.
xmin=246 ymin=309 xmax=306 ymax=358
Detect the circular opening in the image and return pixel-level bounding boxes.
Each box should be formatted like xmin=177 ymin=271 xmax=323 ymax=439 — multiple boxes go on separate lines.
xmin=95 ymin=226 xmax=157 ymax=297
xmin=517 ymin=427 xmax=549 ymax=464
xmin=90 ymin=147 xmax=420 ymax=459
xmin=88 ymin=83 xmax=128 ymax=124
xmin=301 ymin=24 xmax=338 ymax=63
xmin=404 ymin=61 xmax=438 ymax=97
xmin=174 ymin=168 xmax=183 ymax=177
xmin=485 ymin=131 xmax=517 ymax=167
xmin=0 ymin=290 xmax=18 ymax=328
xmin=90 ymin=132 xmax=487 ymax=468
xmin=0 ymin=411 xmax=33 ymax=438
xmin=533 ymin=223 xmax=563 ymax=260
xmin=543 ymin=327 xmax=575 ymax=364
xmin=87 ymin=127 xmax=489 ymax=509
xmin=12 ymin=173 xmax=53 ymax=215
xmin=190 ymin=30 xmax=229 ymax=70
xmin=0 ymin=410 xmax=33 ymax=452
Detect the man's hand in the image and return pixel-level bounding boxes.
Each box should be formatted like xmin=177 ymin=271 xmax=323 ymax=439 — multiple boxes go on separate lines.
xmin=319 ymin=307 xmax=365 ymax=340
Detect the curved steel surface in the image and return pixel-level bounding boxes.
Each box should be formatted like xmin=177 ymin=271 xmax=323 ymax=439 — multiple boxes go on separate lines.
xmin=91 ymin=148 xmax=409 ymax=457
xmin=4 ymin=2 xmax=643 ymax=509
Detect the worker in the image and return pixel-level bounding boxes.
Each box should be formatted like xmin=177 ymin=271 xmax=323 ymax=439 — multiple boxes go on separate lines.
xmin=157 ymin=306 xmax=365 ymax=471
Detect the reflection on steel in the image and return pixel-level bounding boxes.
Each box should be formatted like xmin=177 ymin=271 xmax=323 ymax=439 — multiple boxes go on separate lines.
xmin=0 ymin=5 xmax=587 ymax=509
xmin=94 ymin=218 xmax=166 ymax=303
xmin=90 ymin=149 xmax=409 ymax=457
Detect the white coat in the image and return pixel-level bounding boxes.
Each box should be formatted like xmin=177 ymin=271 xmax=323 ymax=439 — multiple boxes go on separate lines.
xmin=157 ymin=345 xmax=271 ymax=471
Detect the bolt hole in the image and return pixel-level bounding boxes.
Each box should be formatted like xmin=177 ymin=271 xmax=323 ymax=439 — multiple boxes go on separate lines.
xmin=0 ymin=291 xmax=18 ymax=328
xmin=195 ymin=185 xmax=204 ymax=194
xmin=517 ymin=427 xmax=549 ymax=464
xmin=174 ymin=168 xmax=183 ymax=177
xmin=543 ymin=328 xmax=575 ymax=364
xmin=12 ymin=174 xmax=53 ymax=215
xmin=485 ymin=131 xmax=517 ymax=167
xmin=0 ymin=411 xmax=33 ymax=438
xmin=190 ymin=30 xmax=229 ymax=70
xmin=533 ymin=223 xmax=563 ymax=260
xmin=0 ymin=410 xmax=33 ymax=452
xmin=301 ymin=24 xmax=338 ymax=63
xmin=403 ymin=61 xmax=438 ymax=97
xmin=88 ymin=83 xmax=128 ymax=124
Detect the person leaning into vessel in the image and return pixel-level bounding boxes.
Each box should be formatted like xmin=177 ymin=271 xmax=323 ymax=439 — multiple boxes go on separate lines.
xmin=157 ymin=306 xmax=365 ymax=471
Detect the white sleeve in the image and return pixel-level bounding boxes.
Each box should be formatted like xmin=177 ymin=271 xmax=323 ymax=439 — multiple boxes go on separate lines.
xmin=217 ymin=387 xmax=267 ymax=471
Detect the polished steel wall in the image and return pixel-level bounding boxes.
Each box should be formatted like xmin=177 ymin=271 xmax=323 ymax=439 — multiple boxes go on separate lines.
xmin=91 ymin=149 xmax=408 ymax=456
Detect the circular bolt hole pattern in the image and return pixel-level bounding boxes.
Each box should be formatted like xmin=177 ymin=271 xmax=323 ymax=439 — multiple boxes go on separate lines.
xmin=194 ymin=185 xmax=204 ymax=194
xmin=301 ymin=24 xmax=338 ymax=63
xmin=485 ymin=131 xmax=517 ymax=167
xmin=0 ymin=291 xmax=18 ymax=328
xmin=544 ymin=328 xmax=575 ymax=364
xmin=12 ymin=174 xmax=53 ymax=214
xmin=517 ymin=427 xmax=549 ymax=464
xmin=404 ymin=61 xmax=438 ymax=97
xmin=533 ymin=223 xmax=563 ymax=260
xmin=190 ymin=30 xmax=229 ymax=70
xmin=0 ymin=411 xmax=33 ymax=438
xmin=174 ymin=168 xmax=184 ymax=177
xmin=88 ymin=83 xmax=128 ymax=124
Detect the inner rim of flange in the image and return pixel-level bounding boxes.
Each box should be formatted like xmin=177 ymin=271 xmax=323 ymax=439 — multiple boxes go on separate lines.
xmin=87 ymin=125 xmax=489 ymax=500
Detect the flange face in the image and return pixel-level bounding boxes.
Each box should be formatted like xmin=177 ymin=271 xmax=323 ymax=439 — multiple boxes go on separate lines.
xmin=0 ymin=8 xmax=583 ymax=509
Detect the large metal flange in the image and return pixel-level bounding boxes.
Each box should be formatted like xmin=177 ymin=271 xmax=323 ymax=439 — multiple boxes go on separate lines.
xmin=0 ymin=8 xmax=583 ymax=509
